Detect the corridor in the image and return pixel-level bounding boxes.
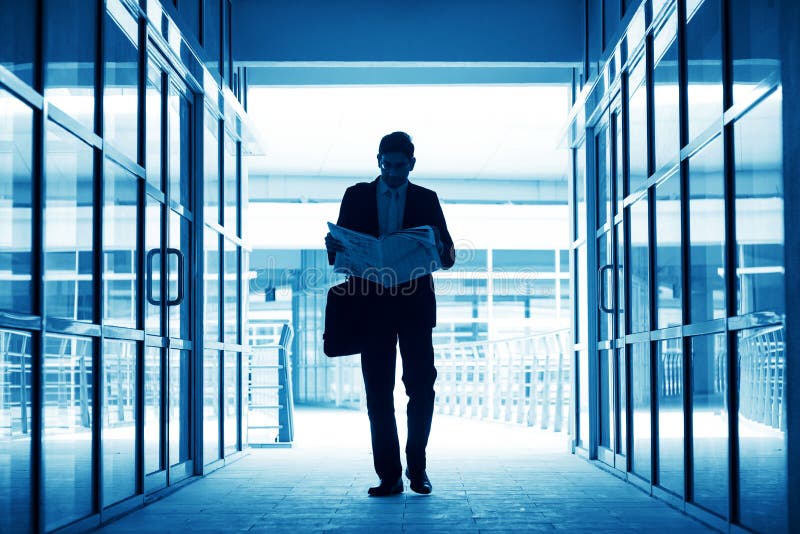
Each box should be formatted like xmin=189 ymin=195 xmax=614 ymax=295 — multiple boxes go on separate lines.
xmin=97 ymin=408 xmax=715 ymax=533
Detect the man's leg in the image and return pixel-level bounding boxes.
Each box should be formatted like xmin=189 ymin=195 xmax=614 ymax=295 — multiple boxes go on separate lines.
xmin=360 ymin=329 xmax=402 ymax=481
xmin=398 ymin=325 xmax=437 ymax=475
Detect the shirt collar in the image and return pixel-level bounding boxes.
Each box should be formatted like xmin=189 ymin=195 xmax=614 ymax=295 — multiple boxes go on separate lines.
xmin=378 ymin=177 xmax=409 ymax=197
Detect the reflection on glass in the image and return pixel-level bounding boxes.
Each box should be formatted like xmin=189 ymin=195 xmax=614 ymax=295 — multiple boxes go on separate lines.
xmin=144 ymin=346 xmax=162 ymax=474
xmin=598 ymin=232 xmax=612 ymax=341
xmin=656 ymin=338 xmax=683 ymax=495
xmin=104 ymin=0 xmax=139 ymax=163
xmin=577 ymin=246 xmax=587 ymax=345
xmin=691 ymin=333 xmax=728 ymax=518
xmin=599 ymin=350 xmax=613 ymax=449
xmin=575 ymin=143 xmax=586 ymax=238
xmin=737 ymin=325 xmax=786 ymax=532
xmin=44 ymin=0 xmax=96 ymax=130
xmin=0 ymin=329 xmax=32 ymax=533
xmin=578 ymin=350 xmax=589 ymax=448
xmin=43 ymin=334 xmax=93 ymax=531
xmin=653 ymin=11 xmax=680 ymax=172
xmin=224 ymin=135 xmax=239 ymax=233
xmin=596 ymin=125 xmax=610 ymax=228
xmin=615 ymin=111 xmax=624 ymax=215
xmin=169 ymin=212 xmax=192 ymax=340
xmin=204 ymin=350 xmax=221 ymax=465
xmin=205 ymin=228 xmax=221 ymax=341
xmin=629 ymin=198 xmax=649 ymax=333
xmin=144 ymin=197 xmax=162 ymax=335
xmin=734 ymin=89 xmax=784 ymax=317
xmin=224 ymin=352 xmax=239 ymax=453
xmin=730 ymin=0 xmax=780 ymax=107
xmin=168 ymin=85 xmax=191 ymax=208
xmin=627 ymin=57 xmax=648 ymax=193
xmin=224 ymin=239 xmax=239 ymax=343
xmin=204 ymin=0 xmax=221 ymax=75
xmin=204 ymin=108 xmax=220 ymax=224
xmin=44 ymin=121 xmax=94 ymax=321
xmin=146 ymin=63 xmax=163 ymax=190
xmin=689 ymin=135 xmax=725 ymax=323
xmin=616 ymin=222 xmax=625 ymax=337
xmin=104 ymin=159 xmax=138 ymax=328
xmin=0 ymin=92 xmax=33 ymax=314
xmin=655 ymin=172 xmax=682 ymax=328
xmin=0 ymin=2 xmax=36 ymax=85
xmin=169 ymin=349 xmax=191 ymax=466
xmin=618 ymin=348 xmax=627 ymax=456
xmin=102 ymin=339 xmax=136 ymax=505
xmin=686 ymin=0 xmax=722 ymax=143
xmin=631 ymin=342 xmax=651 ymax=480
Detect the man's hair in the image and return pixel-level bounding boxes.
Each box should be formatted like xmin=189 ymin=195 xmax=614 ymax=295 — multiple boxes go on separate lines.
xmin=378 ymin=131 xmax=414 ymax=160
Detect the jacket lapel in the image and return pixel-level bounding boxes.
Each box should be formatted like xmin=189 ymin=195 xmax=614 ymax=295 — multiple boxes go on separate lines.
xmin=402 ymin=182 xmax=420 ymax=229
xmin=366 ymin=177 xmax=380 ymax=237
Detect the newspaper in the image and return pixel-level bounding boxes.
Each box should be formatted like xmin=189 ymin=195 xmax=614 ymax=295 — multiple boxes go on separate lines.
xmin=328 ymin=222 xmax=442 ymax=287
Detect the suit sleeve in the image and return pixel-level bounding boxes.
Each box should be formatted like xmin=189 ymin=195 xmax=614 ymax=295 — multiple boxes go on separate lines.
xmin=431 ymin=192 xmax=456 ymax=269
xmin=328 ymin=187 xmax=354 ymax=266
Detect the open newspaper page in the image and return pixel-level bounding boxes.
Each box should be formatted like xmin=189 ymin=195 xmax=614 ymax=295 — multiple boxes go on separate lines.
xmin=328 ymin=223 xmax=442 ymax=287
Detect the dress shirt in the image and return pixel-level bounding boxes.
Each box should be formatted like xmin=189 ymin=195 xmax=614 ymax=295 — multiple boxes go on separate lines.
xmin=376 ymin=178 xmax=408 ymax=236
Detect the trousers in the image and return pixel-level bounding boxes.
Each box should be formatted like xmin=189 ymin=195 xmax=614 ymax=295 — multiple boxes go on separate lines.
xmin=360 ymin=320 xmax=437 ymax=481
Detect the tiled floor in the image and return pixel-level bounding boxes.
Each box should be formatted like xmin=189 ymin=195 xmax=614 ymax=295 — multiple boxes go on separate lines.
xmin=98 ymin=407 xmax=717 ymax=533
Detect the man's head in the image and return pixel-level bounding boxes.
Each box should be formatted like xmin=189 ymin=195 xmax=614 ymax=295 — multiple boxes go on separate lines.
xmin=377 ymin=131 xmax=415 ymax=188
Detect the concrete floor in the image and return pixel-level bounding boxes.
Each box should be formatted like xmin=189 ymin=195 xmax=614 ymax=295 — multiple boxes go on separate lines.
xmin=97 ymin=407 xmax=716 ymax=533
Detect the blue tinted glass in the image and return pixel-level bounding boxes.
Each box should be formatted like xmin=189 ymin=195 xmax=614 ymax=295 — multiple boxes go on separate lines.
xmin=0 ymin=329 xmax=32 ymax=533
xmin=204 ymin=108 xmax=220 ymax=224
xmin=599 ymin=350 xmax=613 ymax=449
xmin=44 ymin=0 xmax=97 ymax=132
xmin=144 ymin=196 xmax=162 ymax=335
xmin=577 ymin=246 xmax=588 ymax=344
xmin=689 ymin=135 xmax=725 ymax=323
xmin=0 ymin=1 xmax=36 ymax=85
xmin=45 ymin=122 xmax=94 ymax=322
xmin=104 ymin=1 xmax=139 ymax=163
xmin=631 ymin=342 xmax=651 ymax=480
xmin=0 ymin=92 xmax=34 ymax=314
xmin=204 ymin=0 xmax=221 ymax=75
xmin=493 ymin=250 xmax=554 ymax=272
xmin=224 ymin=351 xmax=239 ymax=452
xmin=169 ymin=212 xmax=192 ymax=340
xmin=691 ymin=333 xmax=728 ymax=518
xmin=618 ymin=348 xmax=627 ymax=455
xmin=102 ymin=338 xmax=136 ymax=505
xmin=204 ymin=227 xmax=221 ymax=342
xmin=224 ymin=134 xmax=238 ymax=233
xmin=657 ymin=338 xmax=684 ymax=495
xmin=653 ymin=11 xmax=680 ymax=172
xmin=104 ymin=159 xmax=138 ymax=328
xmin=43 ymin=334 xmax=94 ymax=530
xmin=146 ymin=64 xmax=163 ymax=191
xmin=686 ymin=0 xmax=722 ymax=143
xmin=655 ymin=172 xmax=682 ymax=328
xmin=596 ymin=125 xmax=610 ymax=228
xmin=578 ymin=350 xmax=589 ymax=448
xmin=734 ymin=90 xmax=783 ymax=317
xmin=616 ymin=222 xmax=625 ymax=337
xmin=628 ymin=197 xmax=649 ymax=333
xmin=169 ymin=85 xmax=192 ymax=208
xmin=627 ymin=58 xmax=648 ymax=192
xmin=737 ymin=325 xmax=786 ymax=532
xmin=144 ymin=346 xmax=162 ymax=473
xmin=224 ymin=239 xmax=239 ymax=343
xmin=730 ymin=0 xmax=780 ymax=107
xmin=598 ymin=232 xmax=612 ymax=341
xmin=575 ymin=143 xmax=586 ymax=238
xmin=169 ymin=349 xmax=191 ymax=466
xmin=204 ymin=350 xmax=221 ymax=465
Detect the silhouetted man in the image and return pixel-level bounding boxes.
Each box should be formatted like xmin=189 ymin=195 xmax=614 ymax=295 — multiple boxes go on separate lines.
xmin=325 ymin=132 xmax=455 ymax=496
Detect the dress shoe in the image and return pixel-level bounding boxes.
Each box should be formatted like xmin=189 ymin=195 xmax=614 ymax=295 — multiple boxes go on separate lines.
xmin=368 ymin=477 xmax=403 ymax=496
xmin=405 ymin=468 xmax=432 ymax=494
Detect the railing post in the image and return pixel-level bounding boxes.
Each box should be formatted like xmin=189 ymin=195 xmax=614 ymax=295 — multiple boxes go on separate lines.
xmin=554 ymin=332 xmax=565 ymax=433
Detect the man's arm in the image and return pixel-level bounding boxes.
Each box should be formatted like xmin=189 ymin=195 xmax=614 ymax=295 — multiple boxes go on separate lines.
xmin=430 ymin=192 xmax=455 ymax=269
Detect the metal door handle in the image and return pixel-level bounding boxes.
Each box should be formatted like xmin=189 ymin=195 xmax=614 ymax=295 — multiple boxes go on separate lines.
xmin=598 ymin=264 xmax=614 ymax=314
xmin=146 ymin=248 xmax=161 ymax=306
xmin=166 ymin=248 xmax=184 ymax=306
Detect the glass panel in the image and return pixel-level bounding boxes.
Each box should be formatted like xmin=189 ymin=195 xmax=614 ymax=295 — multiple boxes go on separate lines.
xmin=204 ymin=0 xmax=221 ymax=75
xmin=223 ymin=351 xmax=239 ymax=452
xmin=575 ymin=142 xmax=586 ymax=239
xmin=599 ymin=350 xmax=613 ymax=449
xmin=168 ymin=85 xmax=191 ymax=208
xmin=685 ymin=0 xmax=722 ymax=143
xmin=104 ymin=0 xmax=139 ymax=163
xmin=615 ymin=110 xmax=624 ymax=215
xmin=104 ymin=159 xmax=138 ymax=328
xmin=577 ymin=246 xmax=587 ymax=345
xmin=578 ymin=350 xmax=589 ymax=448
xmin=655 ymin=172 xmax=682 ymax=329
xmin=628 ymin=197 xmax=649 ymax=333
xmin=688 ymin=135 xmax=725 ymax=323
xmin=0 ymin=1 xmax=36 ymax=85
xmin=145 ymin=63 xmax=163 ymax=191
xmin=627 ymin=57 xmax=648 ymax=193
xmin=598 ymin=232 xmax=612 ymax=341
xmin=730 ymin=0 xmax=780 ymax=107
xmin=691 ymin=333 xmax=728 ymax=518
xmin=224 ymin=239 xmax=239 ymax=344
xmin=596 ymin=125 xmax=610 ymax=228
xmin=169 ymin=212 xmax=191 ymax=340
xmin=493 ymin=250 xmax=554 ymax=272
xmin=734 ymin=90 xmax=784 ymax=317
xmin=43 ymin=334 xmax=94 ymax=531
xmin=631 ymin=342 xmax=651 ymax=480
xmin=102 ymin=339 xmax=136 ymax=506
xmin=145 ymin=196 xmax=162 ymax=335
xmin=204 ymin=350 xmax=220 ymax=465
xmin=653 ymin=11 xmax=680 ymax=172
xmin=169 ymin=348 xmax=191 ymax=466
xmin=616 ymin=222 xmax=626 ymax=337
xmin=223 ymin=134 xmax=238 ymax=233
xmin=44 ymin=0 xmax=97 ymax=131
xmin=737 ymin=325 xmax=786 ymax=533
xmin=0 ymin=92 xmax=33 ymax=314
xmin=144 ymin=346 xmax=162 ymax=474
xmin=0 ymin=329 xmax=32 ymax=533
xmin=204 ymin=108 xmax=220 ymax=224
xmin=45 ymin=121 xmax=94 ymax=322
xmin=656 ymin=338 xmax=683 ymax=495
xmin=204 ymin=228 xmax=220 ymax=341
xmin=617 ymin=347 xmax=627 ymax=456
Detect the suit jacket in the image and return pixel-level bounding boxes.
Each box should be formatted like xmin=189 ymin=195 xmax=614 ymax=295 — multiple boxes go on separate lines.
xmin=328 ymin=177 xmax=455 ymax=328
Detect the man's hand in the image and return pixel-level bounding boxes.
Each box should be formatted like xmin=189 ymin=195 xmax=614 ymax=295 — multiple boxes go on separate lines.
xmin=325 ymin=232 xmax=346 ymax=253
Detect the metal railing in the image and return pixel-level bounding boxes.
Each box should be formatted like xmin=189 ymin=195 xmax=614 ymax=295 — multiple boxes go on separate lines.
xmin=739 ymin=324 xmax=785 ymax=431
xmin=433 ymin=329 xmax=572 ymax=431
